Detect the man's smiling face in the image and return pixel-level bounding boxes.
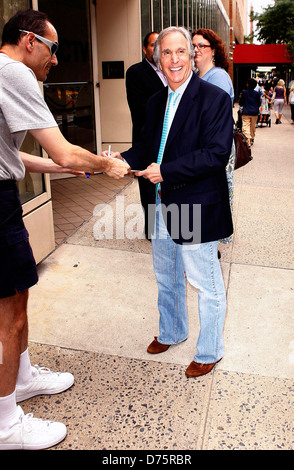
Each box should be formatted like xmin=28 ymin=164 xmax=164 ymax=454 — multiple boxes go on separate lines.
xmin=159 ymin=31 xmax=192 ymax=91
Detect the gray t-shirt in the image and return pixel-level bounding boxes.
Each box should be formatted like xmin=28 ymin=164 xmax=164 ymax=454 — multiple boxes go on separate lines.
xmin=0 ymin=53 xmax=57 ymax=181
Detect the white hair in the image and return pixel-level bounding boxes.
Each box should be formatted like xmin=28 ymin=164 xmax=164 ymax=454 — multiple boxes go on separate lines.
xmin=153 ymin=26 xmax=195 ymax=70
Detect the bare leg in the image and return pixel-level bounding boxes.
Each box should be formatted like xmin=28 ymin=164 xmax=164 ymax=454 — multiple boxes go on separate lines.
xmin=0 ymin=290 xmax=29 ymax=397
xmin=0 ymin=290 xmax=69 ymax=450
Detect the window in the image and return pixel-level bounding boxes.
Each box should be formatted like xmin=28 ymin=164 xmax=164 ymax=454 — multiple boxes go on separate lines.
xmin=39 ymin=0 xmax=97 ymax=155
xmin=140 ymin=0 xmax=230 ymax=50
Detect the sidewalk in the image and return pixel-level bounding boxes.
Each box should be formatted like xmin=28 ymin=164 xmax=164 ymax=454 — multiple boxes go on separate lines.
xmin=24 ymin=105 xmax=294 ymax=450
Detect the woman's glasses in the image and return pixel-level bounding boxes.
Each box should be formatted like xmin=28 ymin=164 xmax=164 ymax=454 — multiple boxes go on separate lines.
xmin=193 ymin=43 xmax=211 ymax=50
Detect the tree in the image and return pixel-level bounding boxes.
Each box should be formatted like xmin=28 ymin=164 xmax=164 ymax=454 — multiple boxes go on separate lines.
xmin=251 ymin=0 xmax=294 ymax=61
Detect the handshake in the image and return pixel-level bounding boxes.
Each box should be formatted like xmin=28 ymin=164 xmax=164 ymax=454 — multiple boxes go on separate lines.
xmin=101 ymin=149 xmax=163 ymax=184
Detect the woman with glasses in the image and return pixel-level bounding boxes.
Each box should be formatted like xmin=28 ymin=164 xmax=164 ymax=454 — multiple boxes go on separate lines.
xmin=192 ymin=28 xmax=234 ymax=245
xmin=192 ymin=28 xmax=234 ymax=103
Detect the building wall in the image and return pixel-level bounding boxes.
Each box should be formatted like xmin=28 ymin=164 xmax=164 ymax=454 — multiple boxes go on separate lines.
xmin=222 ymin=0 xmax=247 ymax=43
xmin=96 ymin=0 xmax=141 ymax=153
xmin=222 ymin=0 xmax=248 ymax=81
xmin=232 ymin=0 xmax=247 ymax=44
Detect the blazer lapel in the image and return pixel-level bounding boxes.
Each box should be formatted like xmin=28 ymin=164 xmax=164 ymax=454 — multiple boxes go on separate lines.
xmin=164 ymin=73 xmax=200 ymax=152
xmin=152 ymin=88 xmax=168 ymax=161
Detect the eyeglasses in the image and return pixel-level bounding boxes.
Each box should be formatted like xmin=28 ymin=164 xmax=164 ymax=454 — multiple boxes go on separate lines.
xmin=19 ymin=29 xmax=58 ymax=55
xmin=193 ymin=43 xmax=211 ymax=50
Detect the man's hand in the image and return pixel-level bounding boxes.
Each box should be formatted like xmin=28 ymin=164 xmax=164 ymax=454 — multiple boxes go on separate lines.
xmin=103 ymin=157 xmax=130 ymax=179
xmin=101 ymin=150 xmax=123 ymax=160
xmin=100 ymin=150 xmax=130 ymax=178
xmin=29 ymin=127 xmax=128 ymax=177
xmin=135 ymin=163 xmax=163 ymax=184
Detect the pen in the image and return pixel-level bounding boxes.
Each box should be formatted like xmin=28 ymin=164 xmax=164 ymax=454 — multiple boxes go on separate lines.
xmin=87 ymin=145 xmax=111 ymax=178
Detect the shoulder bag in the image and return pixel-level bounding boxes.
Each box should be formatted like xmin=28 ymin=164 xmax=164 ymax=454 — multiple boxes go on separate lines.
xmin=233 ymin=125 xmax=253 ymax=170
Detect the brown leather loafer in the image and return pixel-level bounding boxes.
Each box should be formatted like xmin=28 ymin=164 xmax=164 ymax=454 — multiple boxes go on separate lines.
xmin=147 ymin=336 xmax=170 ymax=354
xmin=185 ymin=359 xmax=221 ymax=377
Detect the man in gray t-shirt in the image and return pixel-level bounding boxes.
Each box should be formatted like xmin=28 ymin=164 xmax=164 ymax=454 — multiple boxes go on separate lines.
xmin=0 ymin=53 xmax=58 ymax=181
xmin=0 ymin=9 xmax=129 ymax=451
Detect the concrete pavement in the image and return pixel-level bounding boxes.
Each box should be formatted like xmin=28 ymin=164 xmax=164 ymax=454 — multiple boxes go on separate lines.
xmin=24 ymin=105 xmax=294 ymax=450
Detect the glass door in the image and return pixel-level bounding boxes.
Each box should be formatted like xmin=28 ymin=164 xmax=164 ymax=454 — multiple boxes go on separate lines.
xmin=38 ymin=0 xmax=97 ymax=155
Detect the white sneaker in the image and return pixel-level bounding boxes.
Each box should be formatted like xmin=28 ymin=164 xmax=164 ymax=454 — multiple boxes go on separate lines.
xmin=0 ymin=406 xmax=67 ymax=450
xmin=16 ymin=365 xmax=74 ymax=402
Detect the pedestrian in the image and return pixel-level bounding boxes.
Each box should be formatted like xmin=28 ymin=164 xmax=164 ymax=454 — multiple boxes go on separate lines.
xmin=110 ymin=27 xmax=233 ymax=378
xmin=191 ymin=28 xmax=234 ymax=244
xmin=268 ymin=86 xmax=274 ymax=109
xmin=258 ymin=86 xmax=270 ymax=125
xmin=126 ymin=32 xmax=167 ymax=239
xmin=0 ymin=9 xmax=129 ymax=451
xmin=239 ymin=78 xmax=261 ymax=146
xmin=288 ymin=84 xmax=294 ymax=124
xmin=273 ymin=79 xmax=287 ymax=124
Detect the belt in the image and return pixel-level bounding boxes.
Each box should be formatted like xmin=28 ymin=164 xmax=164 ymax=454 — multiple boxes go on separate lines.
xmin=0 ymin=180 xmax=16 ymax=191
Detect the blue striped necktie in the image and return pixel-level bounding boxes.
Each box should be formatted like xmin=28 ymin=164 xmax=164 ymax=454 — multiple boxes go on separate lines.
xmin=156 ymin=91 xmax=179 ymax=196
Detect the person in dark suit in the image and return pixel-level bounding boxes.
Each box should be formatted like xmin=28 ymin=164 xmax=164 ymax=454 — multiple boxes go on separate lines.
xmin=126 ymin=32 xmax=167 ymax=239
xmin=114 ymin=27 xmax=233 ymax=377
xmin=126 ymin=31 xmax=167 ymax=143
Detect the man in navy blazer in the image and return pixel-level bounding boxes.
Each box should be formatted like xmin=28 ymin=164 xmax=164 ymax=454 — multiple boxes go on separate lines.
xmin=119 ymin=27 xmax=233 ymax=377
xmin=126 ymin=32 xmax=167 ymax=239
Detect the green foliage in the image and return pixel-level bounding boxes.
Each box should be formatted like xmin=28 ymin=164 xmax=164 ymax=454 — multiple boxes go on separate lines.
xmin=252 ymin=0 xmax=294 ymax=61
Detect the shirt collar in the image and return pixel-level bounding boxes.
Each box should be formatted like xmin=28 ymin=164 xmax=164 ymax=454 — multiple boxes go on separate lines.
xmin=145 ymin=58 xmax=168 ymax=86
xmin=167 ymin=71 xmax=193 ymax=97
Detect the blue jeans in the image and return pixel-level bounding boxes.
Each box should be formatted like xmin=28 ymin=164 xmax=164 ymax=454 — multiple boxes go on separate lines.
xmin=151 ymin=199 xmax=226 ymax=363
